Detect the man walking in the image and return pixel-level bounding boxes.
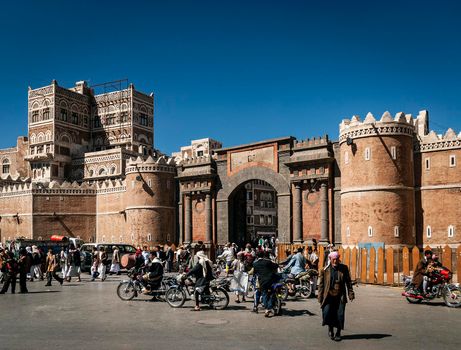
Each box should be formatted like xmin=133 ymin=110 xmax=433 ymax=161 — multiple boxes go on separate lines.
xmin=45 ymin=249 xmax=63 ymax=286
xmin=318 ymin=251 xmax=355 ymax=341
xmin=0 ymin=251 xmax=18 ymax=294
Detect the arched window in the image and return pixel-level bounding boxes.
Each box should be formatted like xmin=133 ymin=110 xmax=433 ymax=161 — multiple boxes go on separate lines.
xmin=367 ymin=226 xmax=373 ymax=237
xmin=2 ymin=159 xmax=10 ymax=174
xmin=426 ymin=226 xmax=432 ymax=238
xmin=98 ymin=168 xmax=107 ymax=176
xmin=448 ymin=225 xmax=455 ymax=238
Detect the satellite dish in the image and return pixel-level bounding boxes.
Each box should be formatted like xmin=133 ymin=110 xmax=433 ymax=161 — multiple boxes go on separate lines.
xmin=346 ymin=137 xmax=353 ymax=146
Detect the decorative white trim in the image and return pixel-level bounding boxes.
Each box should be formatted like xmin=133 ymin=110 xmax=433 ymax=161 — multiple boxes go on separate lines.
xmin=339 ymin=123 xmax=414 ymax=144
xmin=416 ymin=139 xmax=461 ymax=153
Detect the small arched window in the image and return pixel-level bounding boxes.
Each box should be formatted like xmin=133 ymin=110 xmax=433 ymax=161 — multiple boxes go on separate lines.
xmin=367 ymin=226 xmax=373 ymax=237
xmin=2 ymin=159 xmax=10 ymax=174
xmin=448 ymin=225 xmax=455 ymax=238
xmin=426 ymin=226 xmax=432 ymax=238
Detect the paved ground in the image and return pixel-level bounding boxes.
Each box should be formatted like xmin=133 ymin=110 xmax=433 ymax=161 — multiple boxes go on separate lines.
xmin=0 ymin=274 xmax=460 ymax=350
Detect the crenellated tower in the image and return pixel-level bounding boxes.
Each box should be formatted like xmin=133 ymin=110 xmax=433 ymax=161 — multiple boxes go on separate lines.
xmin=339 ymin=111 xmax=416 ymax=246
xmin=124 ymin=155 xmax=176 ymax=245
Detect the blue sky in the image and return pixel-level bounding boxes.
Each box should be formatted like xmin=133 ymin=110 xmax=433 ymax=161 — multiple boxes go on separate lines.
xmin=1 ymin=1 xmax=461 ymax=154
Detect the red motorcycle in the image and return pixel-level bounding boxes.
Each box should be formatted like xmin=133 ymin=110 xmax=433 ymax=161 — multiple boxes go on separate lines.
xmin=402 ymin=267 xmax=461 ymax=308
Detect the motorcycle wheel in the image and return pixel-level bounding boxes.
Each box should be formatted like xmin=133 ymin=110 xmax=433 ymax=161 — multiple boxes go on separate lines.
xmin=404 ymin=287 xmax=422 ymax=304
xmin=281 ymin=284 xmax=289 ymax=301
xmin=273 ymin=297 xmax=282 ymax=316
xmin=212 ymin=287 xmax=229 ymax=310
xmin=443 ymin=287 xmax=461 ymax=308
xmin=246 ymin=282 xmax=255 ymax=299
xmin=117 ymin=282 xmax=137 ymax=301
xmin=165 ymin=287 xmax=186 ymax=308
xmin=300 ymin=280 xmax=312 ymax=298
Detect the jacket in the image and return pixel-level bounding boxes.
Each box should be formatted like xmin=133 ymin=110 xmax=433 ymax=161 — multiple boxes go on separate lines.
xmin=286 ymin=252 xmax=307 ymax=275
xmin=318 ymin=263 xmax=354 ymax=308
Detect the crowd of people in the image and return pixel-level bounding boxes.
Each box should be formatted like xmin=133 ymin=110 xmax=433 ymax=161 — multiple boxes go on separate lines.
xmin=1 ymin=239 xmax=356 ymax=342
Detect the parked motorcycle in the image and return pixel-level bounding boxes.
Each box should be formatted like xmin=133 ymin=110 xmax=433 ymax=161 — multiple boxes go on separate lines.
xmin=117 ymin=267 xmax=176 ymax=301
xmin=402 ymin=267 xmax=461 ymax=308
xmin=165 ymin=274 xmax=230 ymax=310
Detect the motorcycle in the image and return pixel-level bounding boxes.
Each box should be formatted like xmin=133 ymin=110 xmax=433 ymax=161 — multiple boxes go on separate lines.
xmin=281 ymin=269 xmax=317 ymax=299
xmin=165 ymin=274 xmax=230 ymax=310
xmin=117 ymin=267 xmax=176 ymax=301
xmin=402 ymin=267 xmax=461 ymax=308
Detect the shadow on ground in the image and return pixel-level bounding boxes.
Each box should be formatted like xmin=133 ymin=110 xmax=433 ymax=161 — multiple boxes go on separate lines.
xmin=342 ymin=334 xmax=392 ymax=340
xmin=283 ymin=309 xmax=316 ymax=317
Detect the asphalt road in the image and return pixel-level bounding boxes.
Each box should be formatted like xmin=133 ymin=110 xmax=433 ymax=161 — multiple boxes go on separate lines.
xmin=0 ymin=274 xmax=460 ymax=350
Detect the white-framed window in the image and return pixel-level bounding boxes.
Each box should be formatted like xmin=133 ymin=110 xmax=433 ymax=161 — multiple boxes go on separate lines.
xmin=344 ymin=151 xmax=349 ymax=165
xmin=268 ymin=215 xmax=273 ymax=225
xmin=102 ymin=235 xmax=106 ymax=242
xmin=260 ymin=215 xmax=264 ymax=225
xmin=147 ymin=233 xmax=152 ymax=241
xmin=448 ymin=225 xmax=455 ymax=238
xmin=37 ymin=236 xmax=43 ymax=241
xmin=449 ymin=155 xmax=456 ymax=167
xmin=425 ymin=158 xmax=430 ymax=170
xmin=391 ymin=146 xmax=397 ymax=160
xmin=247 ymin=216 xmax=254 ymax=224
xmin=367 ymin=226 xmax=373 ymax=237
xmin=119 ymin=235 xmax=123 ymax=243
xmin=426 ymin=226 xmax=432 ymax=238
xmin=148 ymin=179 xmax=152 ymax=187
xmin=346 ymin=226 xmax=350 ymax=237
xmin=365 ymin=147 xmax=371 ymax=161
xmin=394 ymin=226 xmax=400 ymax=238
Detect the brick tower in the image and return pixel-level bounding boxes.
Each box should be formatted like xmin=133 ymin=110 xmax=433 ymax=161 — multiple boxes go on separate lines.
xmin=124 ymin=155 xmax=176 ymax=246
xmin=339 ymin=111 xmax=416 ymax=246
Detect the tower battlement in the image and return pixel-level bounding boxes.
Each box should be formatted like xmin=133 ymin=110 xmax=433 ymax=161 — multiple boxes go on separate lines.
xmin=294 ymin=135 xmax=329 ymax=149
xmin=125 ymin=155 xmax=176 ymax=174
xmin=338 ymin=111 xmax=421 ymax=144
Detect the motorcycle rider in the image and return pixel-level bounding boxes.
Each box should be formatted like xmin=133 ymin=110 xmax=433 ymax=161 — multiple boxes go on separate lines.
xmin=141 ymin=252 xmax=164 ymax=298
xmin=412 ymin=250 xmax=433 ymax=295
xmin=185 ymin=251 xmax=214 ymax=311
xmin=284 ymin=247 xmax=307 ymax=295
xmin=217 ymin=243 xmax=235 ymax=276
xmin=253 ymin=250 xmax=279 ymax=317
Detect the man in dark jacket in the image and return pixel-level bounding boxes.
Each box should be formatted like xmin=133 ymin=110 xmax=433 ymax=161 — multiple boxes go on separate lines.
xmin=18 ymin=248 xmax=29 ymax=293
xmin=318 ymin=251 xmax=354 ymax=341
xmin=186 ymin=251 xmax=214 ymax=311
xmin=0 ymin=252 xmax=18 ymax=294
xmin=412 ymin=250 xmax=432 ymax=294
xmin=141 ymin=252 xmax=164 ymax=298
xmin=253 ymin=251 xmax=279 ymax=317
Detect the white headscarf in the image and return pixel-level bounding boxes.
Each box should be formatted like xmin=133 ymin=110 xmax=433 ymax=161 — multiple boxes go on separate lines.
xmin=196 ymin=251 xmax=210 ymax=277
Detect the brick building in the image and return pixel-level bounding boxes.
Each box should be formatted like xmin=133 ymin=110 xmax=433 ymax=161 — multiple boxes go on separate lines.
xmin=0 ymin=79 xmax=460 ymax=249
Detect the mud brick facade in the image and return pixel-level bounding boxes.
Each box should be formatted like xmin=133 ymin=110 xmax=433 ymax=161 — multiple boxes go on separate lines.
xmin=0 ymin=80 xmax=460 ymax=249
